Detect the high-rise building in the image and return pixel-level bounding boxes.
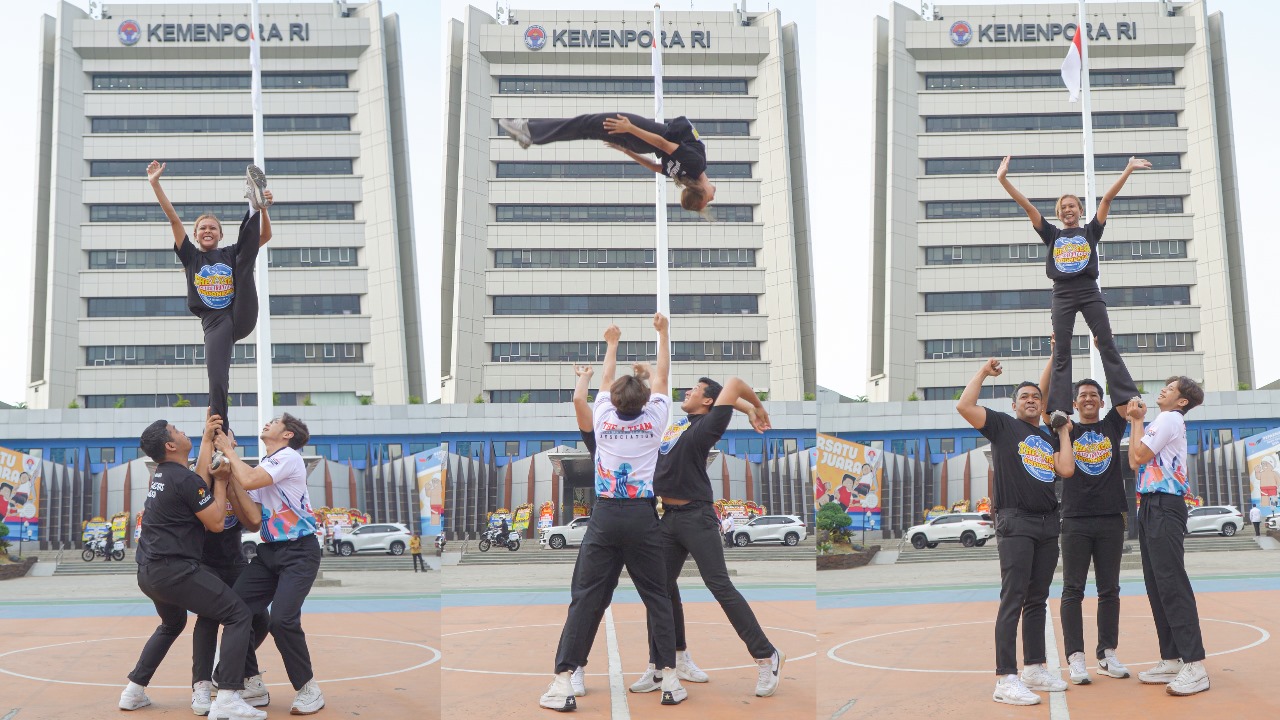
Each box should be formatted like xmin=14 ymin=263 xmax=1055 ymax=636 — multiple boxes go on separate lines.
xmin=27 ymin=1 xmax=424 ymax=409
xmin=440 ymin=5 xmax=815 ymax=403
xmin=867 ymin=1 xmax=1251 ymax=401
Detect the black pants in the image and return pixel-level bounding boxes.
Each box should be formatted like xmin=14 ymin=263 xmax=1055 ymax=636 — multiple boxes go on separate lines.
xmin=1048 ymin=278 xmax=1139 ymax=416
xmin=528 ymin=113 xmax=670 ymax=156
xmin=1059 ymin=514 xmax=1124 ymax=660
xmin=1138 ymin=493 xmax=1206 ymax=662
xmin=553 ymin=498 xmax=675 ymax=674
xmin=233 ymin=535 xmax=322 ymax=690
xmin=650 ymin=502 xmax=774 ymax=664
xmin=1254 ymin=521 xmax=1261 ymax=536
xmin=192 ymin=562 xmax=269 ymax=686
xmin=994 ymin=510 xmax=1061 ymax=675
xmin=128 ymin=558 xmax=252 ymax=690
xmin=413 ymin=553 xmax=427 ymax=572
xmin=202 ymin=210 xmax=262 ymax=438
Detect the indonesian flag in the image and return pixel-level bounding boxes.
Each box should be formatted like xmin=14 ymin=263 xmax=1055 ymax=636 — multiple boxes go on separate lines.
xmin=1061 ymin=28 xmax=1082 ymax=102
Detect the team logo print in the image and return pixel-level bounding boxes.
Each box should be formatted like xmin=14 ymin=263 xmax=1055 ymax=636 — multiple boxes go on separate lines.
xmin=194 ymin=263 xmax=235 ymax=310
xmin=1053 ymin=235 xmax=1091 ymax=273
xmin=1074 ymin=430 xmax=1113 ymax=476
xmin=524 ymin=25 xmax=547 ymax=51
xmin=197 ymin=487 xmax=207 ymax=498
xmin=949 ymin=20 xmax=973 ymax=46
xmin=1018 ymin=435 xmax=1057 ymax=482
xmin=118 ymin=20 xmax=141 ymax=46
xmin=660 ymin=418 xmax=691 ymax=454
xmin=223 ymin=501 xmax=240 ymax=530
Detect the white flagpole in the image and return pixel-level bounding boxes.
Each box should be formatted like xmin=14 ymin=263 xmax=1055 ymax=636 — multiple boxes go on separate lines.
xmin=1077 ymin=0 xmax=1103 ymax=384
xmin=653 ymin=3 xmax=670 ymax=322
xmin=250 ymin=0 xmax=273 ymax=456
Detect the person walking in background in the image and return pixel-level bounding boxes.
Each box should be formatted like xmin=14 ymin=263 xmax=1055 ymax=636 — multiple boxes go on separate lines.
xmin=721 ymin=513 xmax=735 ymax=548
xmin=411 ymin=533 xmax=427 ymax=572
xmin=1250 ymin=505 xmax=1262 ymax=537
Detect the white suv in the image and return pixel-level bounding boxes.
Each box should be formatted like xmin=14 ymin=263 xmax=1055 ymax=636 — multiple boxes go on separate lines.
xmin=540 ymin=516 xmax=591 ymax=549
xmin=1186 ymin=505 xmax=1244 ymax=537
xmin=336 ymin=523 xmax=413 ymax=556
xmin=730 ymin=515 xmax=807 ymax=547
xmin=906 ymin=513 xmax=994 ymax=549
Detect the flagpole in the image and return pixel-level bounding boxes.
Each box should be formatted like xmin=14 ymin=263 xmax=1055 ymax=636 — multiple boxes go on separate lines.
xmin=653 ymin=3 xmax=670 ymax=321
xmin=1077 ymin=0 xmax=1104 ymax=384
xmin=250 ymin=0 xmax=274 ymax=456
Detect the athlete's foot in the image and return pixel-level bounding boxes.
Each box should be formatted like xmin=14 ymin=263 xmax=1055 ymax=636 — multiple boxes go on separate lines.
xmin=1020 ymin=663 xmax=1067 ymax=692
xmin=290 ymin=680 xmax=324 ymax=715
xmin=119 ymin=682 xmax=152 ymax=711
xmin=570 ymin=666 xmax=586 ymax=697
xmin=1097 ymin=649 xmax=1130 ymax=679
xmin=1049 ymin=410 xmax=1071 ymax=431
xmin=210 ymin=450 xmax=226 ymax=472
xmin=499 ymin=118 xmax=532 ymax=148
xmin=241 ymin=674 xmax=270 ymax=707
xmin=629 ymin=664 xmax=662 ymax=693
xmin=539 ymin=672 xmax=577 ymax=712
xmin=245 ymin=164 xmax=270 ymax=211
xmin=1165 ymin=661 xmax=1209 ymax=696
xmin=1067 ymin=652 xmax=1091 ymax=685
xmin=208 ymin=689 xmax=267 ymax=720
xmin=659 ymin=669 xmax=687 ymax=705
xmin=1139 ymin=658 xmax=1183 ymax=684
xmin=192 ymin=680 xmax=213 ymax=715
xmin=676 ymin=650 xmax=708 ymax=683
xmin=993 ymin=674 xmax=1041 ymax=706
xmin=755 ymin=648 xmax=785 ymax=697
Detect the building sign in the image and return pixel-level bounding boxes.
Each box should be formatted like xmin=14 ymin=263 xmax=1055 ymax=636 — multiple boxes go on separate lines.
xmin=949 ymin=21 xmax=1138 ymax=46
xmin=526 ymin=25 xmax=712 ymax=50
xmin=121 ymin=22 xmax=312 ymax=45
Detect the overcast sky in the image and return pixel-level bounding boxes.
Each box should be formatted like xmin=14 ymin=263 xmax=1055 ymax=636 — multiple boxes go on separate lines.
xmin=2 ymin=0 xmax=1275 ymax=406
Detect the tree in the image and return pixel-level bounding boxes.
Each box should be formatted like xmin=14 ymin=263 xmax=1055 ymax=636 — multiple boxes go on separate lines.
xmin=816 ymin=501 xmax=853 ymax=545
xmin=473 ymin=393 xmax=485 ymax=404
xmin=174 ymin=394 xmax=192 ymax=408
xmin=113 ymin=397 xmax=126 ymax=409
xmin=358 ymin=395 xmax=373 ymax=406
xmin=67 ymin=400 xmax=80 ymax=409
xmin=518 ymin=392 xmax=531 ymax=404
xmin=907 ymin=392 xmax=920 ymax=401
xmin=757 ymin=391 xmax=769 ymax=401
xmin=803 ymin=392 xmax=816 ymax=401
xmin=409 ymin=395 xmax=423 ymax=404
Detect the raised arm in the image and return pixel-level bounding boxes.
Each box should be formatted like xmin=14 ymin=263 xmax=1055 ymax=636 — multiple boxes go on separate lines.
xmin=1096 ymin=156 xmax=1150 ymax=224
xmin=213 ymin=431 xmax=275 ymax=492
xmin=603 ymin=114 xmax=679 ymax=154
xmin=651 ymin=313 xmax=670 ymax=397
xmin=1038 ymin=335 xmax=1054 ymax=425
xmin=194 ymin=475 xmax=231 ymax=533
xmin=600 ymin=325 xmax=621 ymax=388
xmin=996 ymin=156 xmax=1045 ymax=230
xmin=258 ymin=191 xmax=273 ymax=246
xmin=1126 ymin=398 xmax=1155 ymax=467
xmin=194 ymin=410 xmax=221 ymax=484
xmin=572 ymin=365 xmax=595 ymax=432
xmin=956 ymin=358 xmax=1001 ymax=430
xmin=147 ymin=161 xmax=187 ymax=248
xmin=218 ymin=454 xmax=263 ymax=532
xmin=1054 ymin=421 xmax=1077 ymax=478
xmin=605 ymin=142 xmax=663 ymax=174
xmin=718 ymin=377 xmax=770 ymax=433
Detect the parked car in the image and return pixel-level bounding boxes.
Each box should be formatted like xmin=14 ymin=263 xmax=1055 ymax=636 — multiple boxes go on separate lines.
xmin=540 ymin=516 xmax=591 ymax=549
xmin=1185 ymin=505 xmax=1244 ymax=536
xmin=335 ymin=523 xmax=413 ymax=556
xmin=905 ymin=513 xmax=994 ymax=549
xmin=1267 ymin=513 xmax=1279 ymax=532
xmin=241 ymin=531 xmax=263 ymax=560
xmin=730 ymin=515 xmax=807 ymax=547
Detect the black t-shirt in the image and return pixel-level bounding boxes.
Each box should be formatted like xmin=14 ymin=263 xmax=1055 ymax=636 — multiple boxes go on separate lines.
xmin=201 ymin=498 xmax=246 ymax=567
xmin=978 ymin=410 xmax=1062 ymax=514
xmin=654 ymin=406 xmax=733 ymax=502
xmin=174 ymin=228 xmax=256 ymax=317
xmin=1062 ymin=407 xmax=1129 ymax=517
xmin=1035 ymin=216 xmax=1104 ymax=282
xmin=137 ymin=462 xmax=215 ymax=565
xmin=656 ymin=117 xmax=707 ymax=183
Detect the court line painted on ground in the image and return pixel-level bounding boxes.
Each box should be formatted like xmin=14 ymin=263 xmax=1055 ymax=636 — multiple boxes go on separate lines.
xmin=445 ymin=584 xmax=814 ymax=608
xmin=0 ymin=594 xmax=436 ymax=619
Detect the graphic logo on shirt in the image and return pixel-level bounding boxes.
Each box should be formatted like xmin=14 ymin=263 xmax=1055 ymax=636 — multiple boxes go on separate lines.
xmin=1053 ymin=235 xmax=1091 ymax=274
xmin=524 ymin=25 xmax=547 ymax=50
xmin=118 ymin=20 xmax=142 ymax=46
xmin=1018 ymin=435 xmax=1057 ymax=482
xmin=1138 ymin=456 xmax=1188 ymax=495
xmin=197 ymin=487 xmax=207 ymax=499
xmin=660 ymin=418 xmax=692 ymax=455
xmin=665 ymin=158 xmax=683 ymax=179
xmin=222 ymin=501 xmax=240 ymax=530
xmin=596 ymin=458 xmax=652 ymax=499
xmin=194 ymin=263 xmax=235 ymax=310
xmin=1074 ymin=430 xmax=1113 ymax=476
xmin=949 ymin=20 xmax=973 ymax=46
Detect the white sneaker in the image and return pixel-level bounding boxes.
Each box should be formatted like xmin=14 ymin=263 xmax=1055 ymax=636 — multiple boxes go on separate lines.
xmin=244 ymin=165 xmax=269 ymax=211
xmin=241 ymin=675 xmax=270 ymax=708
xmin=659 ymin=668 xmax=687 ymax=705
xmin=629 ymin=664 xmax=662 ymax=693
xmin=1139 ymin=658 xmax=1184 ymax=685
xmin=1166 ymin=661 xmax=1209 ymax=696
xmin=210 ymin=450 xmax=226 ymax=472
xmin=499 ymin=118 xmax=532 ymax=148
xmin=208 ymin=690 xmax=267 ymax=720
xmin=677 ymin=650 xmax=709 ymax=683
xmin=119 ymin=683 xmax=152 ymax=711
xmin=1097 ymin=649 xmax=1130 ymax=679
xmin=570 ymin=666 xmax=586 ymax=697
xmin=539 ymin=672 xmax=577 ymax=712
xmin=1067 ymin=652 xmax=1091 ymax=685
xmin=993 ymin=674 xmax=1041 ymax=706
xmin=290 ymin=679 xmax=324 ymax=715
xmin=1020 ymin=663 xmax=1067 ymax=692
xmin=192 ymin=680 xmax=213 ymax=715
xmin=755 ymin=648 xmax=785 ymax=697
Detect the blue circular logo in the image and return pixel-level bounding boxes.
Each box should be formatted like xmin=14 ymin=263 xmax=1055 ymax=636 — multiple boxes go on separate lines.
xmin=118 ymin=20 xmax=141 ymax=46
xmin=1074 ymin=430 xmax=1113 ymax=476
xmin=524 ymin=25 xmax=547 ymax=51
xmin=194 ymin=263 xmax=235 ymax=310
xmin=1019 ymin=435 xmax=1057 ymax=482
xmin=949 ymin=20 xmax=973 ymax=46
xmin=1053 ymin=235 xmax=1091 ymax=274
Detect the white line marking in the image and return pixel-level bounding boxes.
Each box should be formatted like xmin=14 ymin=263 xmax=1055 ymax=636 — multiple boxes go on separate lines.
xmin=1044 ymin=606 xmax=1069 ymax=720
xmin=604 ymin=608 xmax=630 ymax=720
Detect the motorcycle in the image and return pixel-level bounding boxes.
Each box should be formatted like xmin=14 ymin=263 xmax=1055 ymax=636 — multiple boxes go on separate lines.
xmin=82 ymin=538 xmax=125 ymax=562
xmin=476 ymin=527 xmax=521 ymax=552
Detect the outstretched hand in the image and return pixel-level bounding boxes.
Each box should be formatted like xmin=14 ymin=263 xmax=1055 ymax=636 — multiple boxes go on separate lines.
xmin=603 ymin=114 xmax=635 ymax=135
xmin=996 ymin=156 xmax=1011 ymax=181
xmin=147 ymin=160 xmax=166 ymax=183
xmin=262 ymin=189 xmax=274 ymax=207
xmin=574 ymin=364 xmax=594 ymax=379
xmin=603 ymin=324 xmax=621 ymax=344
xmin=747 ymin=406 xmax=772 ymax=433
xmin=1127 ymin=156 xmax=1152 ymax=172
xmin=653 ymin=312 xmax=669 ymax=334
xmin=982 ymin=358 xmax=1003 ymax=377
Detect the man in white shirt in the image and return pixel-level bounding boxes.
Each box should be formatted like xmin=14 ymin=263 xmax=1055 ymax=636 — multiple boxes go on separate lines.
xmin=1249 ymin=505 xmax=1262 ymax=537
xmin=720 ymin=514 xmax=734 ymax=548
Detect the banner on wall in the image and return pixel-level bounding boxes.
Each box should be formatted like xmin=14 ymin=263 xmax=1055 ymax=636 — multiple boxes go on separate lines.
xmin=415 ymin=447 xmax=446 ymax=536
xmin=813 ymin=434 xmax=882 ymax=531
xmin=81 ymin=515 xmax=127 ymax=545
xmin=1245 ymin=427 xmax=1280 ymax=514
xmin=512 ymin=504 xmax=533 ymax=534
xmin=487 ymin=508 xmax=512 ymax=529
xmin=713 ymin=499 xmax=767 ymax=525
xmin=0 ymin=446 xmax=41 ymax=542
xmin=537 ymin=501 xmax=555 ymax=531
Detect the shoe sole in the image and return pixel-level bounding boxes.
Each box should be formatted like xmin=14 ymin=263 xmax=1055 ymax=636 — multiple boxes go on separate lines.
xmin=498 ymin=120 xmax=532 ymax=149
xmin=993 ymin=694 xmax=1041 ymax=706
xmin=660 ymin=690 xmax=687 ymax=705
xmin=756 ymin=649 xmax=786 ymax=698
xmin=629 ymin=681 xmax=662 ymax=693
xmin=1023 ymin=684 xmax=1067 ymax=692
xmin=1166 ymin=679 xmax=1209 ymax=696
xmin=290 ymin=702 xmax=325 ymax=716
xmin=1097 ymin=665 xmax=1130 ymax=679
xmin=119 ymin=699 xmax=152 ymax=711
xmin=193 ymin=707 xmax=211 ymax=717
xmin=539 ymin=698 xmax=577 ymax=712
xmin=1139 ymin=674 xmax=1178 ymax=685
xmin=246 ymin=165 xmax=269 ymax=209
xmin=243 ymin=695 xmax=269 ymax=707
xmin=1069 ymin=674 xmax=1091 ymax=685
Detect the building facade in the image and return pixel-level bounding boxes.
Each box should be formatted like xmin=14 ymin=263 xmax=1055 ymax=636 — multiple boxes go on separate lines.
xmin=867 ymin=1 xmax=1252 ymax=401
xmin=440 ymin=5 xmax=816 ymax=404
xmin=27 ymin=1 xmax=425 ymax=410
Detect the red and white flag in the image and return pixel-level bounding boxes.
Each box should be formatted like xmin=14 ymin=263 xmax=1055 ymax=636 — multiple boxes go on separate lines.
xmin=1061 ymin=28 xmax=1082 ymax=102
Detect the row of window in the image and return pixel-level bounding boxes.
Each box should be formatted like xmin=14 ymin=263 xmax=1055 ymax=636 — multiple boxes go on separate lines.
xmin=492 ymin=294 xmax=758 ymax=316
xmin=924 ymin=196 xmax=1183 ymax=220
xmin=84 ymin=393 xmax=256 ymax=409
xmin=86 ymin=295 xmax=361 ymax=318
xmin=922 ymin=385 xmax=1015 ymax=401
xmin=925 ymin=153 xmax=1180 ymax=176
xmin=491 ymin=341 xmax=762 ymax=363
xmin=86 ymin=343 xmax=364 ymax=366
xmin=925 ymin=112 xmax=1177 ymax=133
xmin=924 ymin=240 xmax=1188 ymax=265
xmin=493 ymin=120 xmax=751 ymax=137
xmin=498 ymin=77 xmax=748 ymax=95
xmin=92 ymin=73 xmax=348 ymax=91
xmin=493 ymin=248 xmax=755 ymax=269
xmin=495 ymin=162 xmax=752 ymax=179
xmin=923 ymin=286 xmax=1191 ymax=313
xmin=90 ymin=116 xmax=350 ymax=134
xmin=90 ymin=159 xmax=353 ymax=178
xmin=923 ymin=332 xmax=1194 ymax=359
xmin=88 ymin=247 xmax=359 ymax=270
xmin=495 ymin=205 xmax=754 ymax=223
xmin=924 ymin=69 xmax=1175 ymax=90
xmin=89 ymin=203 xmax=355 ymax=223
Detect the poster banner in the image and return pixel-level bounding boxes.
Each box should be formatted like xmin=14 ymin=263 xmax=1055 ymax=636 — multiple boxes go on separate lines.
xmin=537 ymin=501 xmax=554 ymax=531
xmin=814 ymin=434 xmax=882 ymax=531
xmin=415 ymin=447 xmax=446 ymax=536
xmin=713 ymin=499 xmax=767 ymax=526
xmin=512 ymin=503 xmax=533 ymax=534
xmin=1245 ymin=427 xmax=1280 ymax=515
xmin=0 ymin=446 xmax=41 ymax=542
xmin=487 ymin=508 xmax=512 ymax=529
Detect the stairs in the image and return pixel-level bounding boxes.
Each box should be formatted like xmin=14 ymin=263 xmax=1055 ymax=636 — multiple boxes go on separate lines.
xmin=459 ymin=538 xmax=816 ymax=566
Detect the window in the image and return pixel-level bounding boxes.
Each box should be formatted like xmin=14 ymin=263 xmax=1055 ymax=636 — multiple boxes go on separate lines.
xmin=924 ymin=287 xmax=1190 ymax=313
xmin=496 ymin=205 xmax=753 ymax=223
xmin=91 ymin=203 xmax=354 ymax=223
xmin=268 ymin=295 xmax=361 ymax=316
xmin=924 ymin=69 xmax=1174 ymax=90
xmin=494 ymin=248 xmax=755 ymax=269
xmin=493 ymin=295 xmax=756 ymax=316
xmin=490 ymin=390 xmax=576 ymax=403
xmin=925 ymin=196 xmax=1183 ymax=220
xmin=491 ymin=341 xmax=760 ymax=362
xmin=91 ymin=115 xmax=349 ymax=134
xmin=268 ymin=248 xmax=358 ymax=268
xmin=93 ymin=72 xmax=348 ymax=90
xmin=925 ymin=153 xmax=1180 ymax=176
xmin=499 ymin=77 xmax=747 ymax=95
xmin=926 ymin=111 xmax=1177 ymax=133
xmin=91 ymin=158 xmax=352 ymax=177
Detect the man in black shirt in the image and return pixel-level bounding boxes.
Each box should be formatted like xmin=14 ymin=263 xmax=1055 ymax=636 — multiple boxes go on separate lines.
xmin=956 ymin=359 xmax=1077 ymax=707
xmin=119 ymin=419 xmax=265 ymax=720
